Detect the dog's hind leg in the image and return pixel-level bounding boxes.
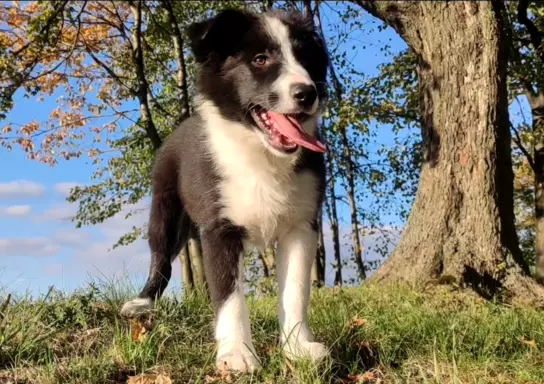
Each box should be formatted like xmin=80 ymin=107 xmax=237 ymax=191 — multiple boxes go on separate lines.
xmin=121 ymin=174 xmax=189 ymax=317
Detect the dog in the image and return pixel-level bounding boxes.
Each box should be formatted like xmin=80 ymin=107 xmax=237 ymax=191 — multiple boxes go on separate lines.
xmin=121 ymin=8 xmax=330 ymax=372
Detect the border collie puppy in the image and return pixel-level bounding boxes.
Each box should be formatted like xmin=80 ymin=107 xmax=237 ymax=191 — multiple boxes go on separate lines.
xmin=121 ymin=8 xmax=330 ymax=372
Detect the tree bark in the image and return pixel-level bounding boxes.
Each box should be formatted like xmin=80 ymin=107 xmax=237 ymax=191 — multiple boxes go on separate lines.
xmin=355 ymin=1 xmax=544 ymax=303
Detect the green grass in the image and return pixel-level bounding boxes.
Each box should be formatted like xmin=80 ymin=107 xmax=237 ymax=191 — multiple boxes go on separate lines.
xmin=1 ymin=281 xmax=544 ymax=383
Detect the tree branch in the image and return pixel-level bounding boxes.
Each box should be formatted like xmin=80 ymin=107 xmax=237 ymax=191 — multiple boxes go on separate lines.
xmin=500 ymin=1 xmax=537 ymax=101
xmin=517 ymin=0 xmax=544 ymax=65
xmin=511 ymin=122 xmax=536 ymax=171
xmin=160 ymin=0 xmax=191 ymax=121
xmin=11 ymin=0 xmax=69 ymax=57
xmin=128 ymin=0 xmax=162 ymax=150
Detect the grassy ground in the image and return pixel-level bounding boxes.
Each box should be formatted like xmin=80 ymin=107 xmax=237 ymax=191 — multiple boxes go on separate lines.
xmin=1 ymin=281 xmax=544 ymax=384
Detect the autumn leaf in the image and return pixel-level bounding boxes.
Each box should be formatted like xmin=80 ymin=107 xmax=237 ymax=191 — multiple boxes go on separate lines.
xmin=130 ymin=317 xmax=154 ymax=343
xmin=347 ymin=316 xmax=368 ymax=328
xmin=126 ymin=374 xmax=172 ymax=384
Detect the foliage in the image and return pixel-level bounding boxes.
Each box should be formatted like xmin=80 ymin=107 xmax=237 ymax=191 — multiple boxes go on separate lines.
xmin=504 ymin=1 xmax=544 ymax=267
xmin=0 ymin=0 xmax=424 ymax=285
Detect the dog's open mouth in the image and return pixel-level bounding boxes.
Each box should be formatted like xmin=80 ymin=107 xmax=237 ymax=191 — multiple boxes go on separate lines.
xmin=250 ymin=106 xmax=326 ymax=154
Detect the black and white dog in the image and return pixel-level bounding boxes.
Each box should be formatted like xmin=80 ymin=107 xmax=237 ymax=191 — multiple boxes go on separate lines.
xmin=121 ymin=8 xmax=330 ymax=372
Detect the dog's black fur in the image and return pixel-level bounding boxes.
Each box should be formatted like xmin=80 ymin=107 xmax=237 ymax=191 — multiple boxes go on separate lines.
xmin=127 ymin=8 xmax=329 ymax=312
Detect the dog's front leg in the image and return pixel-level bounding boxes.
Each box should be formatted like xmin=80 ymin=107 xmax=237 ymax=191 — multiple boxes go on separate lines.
xmin=201 ymin=221 xmax=260 ymax=373
xmin=276 ymin=223 xmax=329 ymax=362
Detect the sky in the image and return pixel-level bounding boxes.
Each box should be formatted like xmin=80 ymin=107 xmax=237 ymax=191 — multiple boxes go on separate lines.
xmin=0 ymin=4 xmax=407 ymax=297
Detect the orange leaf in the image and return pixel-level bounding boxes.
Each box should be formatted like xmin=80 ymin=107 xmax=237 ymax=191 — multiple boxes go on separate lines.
xmin=520 ymin=336 xmax=537 ymax=349
xmin=343 ymin=371 xmax=378 ymax=383
xmin=347 ymin=316 xmax=367 ymax=328
xmin=130 ymin=318 xmax=148 ymax=343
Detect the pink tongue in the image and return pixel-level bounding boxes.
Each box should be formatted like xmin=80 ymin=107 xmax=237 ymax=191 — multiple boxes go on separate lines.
xmin=266 ymin=111 xmax=327 ymax=153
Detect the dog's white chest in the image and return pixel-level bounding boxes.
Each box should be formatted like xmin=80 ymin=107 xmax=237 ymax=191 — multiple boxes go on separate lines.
xmin=203 ymin=106 xmax=318 ymax=247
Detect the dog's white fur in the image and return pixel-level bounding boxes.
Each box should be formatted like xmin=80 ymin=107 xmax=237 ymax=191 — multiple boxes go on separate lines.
xmin=264 ymin=15 xmax=319 ymax=114
xmin=199 ymin=95 xmax=328 ymax=371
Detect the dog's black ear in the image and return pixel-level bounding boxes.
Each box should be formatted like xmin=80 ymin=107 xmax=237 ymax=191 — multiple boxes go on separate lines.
xmin=187 ymin=9 xmax=255 ymax=63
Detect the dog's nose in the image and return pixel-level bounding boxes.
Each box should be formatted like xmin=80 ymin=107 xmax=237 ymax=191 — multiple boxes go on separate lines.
xmin=290 ymin=83 xmax=317 ymax=109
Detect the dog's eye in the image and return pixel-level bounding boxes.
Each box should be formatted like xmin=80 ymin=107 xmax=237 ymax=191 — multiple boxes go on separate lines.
xmin=252 ymin=54 xmax=269 ymax=66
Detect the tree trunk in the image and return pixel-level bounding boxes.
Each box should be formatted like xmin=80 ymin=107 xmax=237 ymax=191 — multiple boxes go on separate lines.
xmin=355 ymin=1 xmax=544 ymax=303
xmin=179 ymin=243 xmax=194 ymax=294
xmin=188 ymin=225 xmax=206 ymax=293
xmin=342 ymin=141 xmax=366 ymax=281
xmin=258 ymin=247 xmax=275 ymax=278
xmin=259 ymin=252 xmax=271 ymax=278
xmin=324 ymin=153 xmax=343 ymax=286
xmin=532 ymin=96 xmax=544 ymax=283
xmin=312 ymin=211 xmax=326 ymax=287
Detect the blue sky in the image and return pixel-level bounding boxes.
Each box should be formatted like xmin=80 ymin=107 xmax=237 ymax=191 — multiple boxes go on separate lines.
xmin=0 ymin=5 xmax=408 ymax=296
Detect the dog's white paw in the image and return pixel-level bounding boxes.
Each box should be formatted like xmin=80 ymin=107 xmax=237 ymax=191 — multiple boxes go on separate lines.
xmin=120 ymin=297 xmax=154 ymax=317
xmin=283 ymin=340 xmax=330 ymax=362
xmin=216 ymin=348 xmax=261 ymax=373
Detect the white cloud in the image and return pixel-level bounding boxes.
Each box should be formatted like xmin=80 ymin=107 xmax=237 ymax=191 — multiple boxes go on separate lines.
xmin=35 ymin=203 xmax=78 ymax=222
xmin=0 ymin=205 xmax=32 ymax=217
xmin=44 ymin=263 xmax=64 ymax=276
xmin=54 ymin=229 xmax=88 ymax=246
xmin=0 ymin=180 xmax=45 ymax=199
xmin=53 ymin=182 xmax=79 ymax=196
xmin=0 ymin=237 xmax=59 ymax=257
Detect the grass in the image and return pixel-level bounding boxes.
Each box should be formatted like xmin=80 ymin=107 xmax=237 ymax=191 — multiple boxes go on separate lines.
xmin=1 ymin=281 xmax=544 ymax=383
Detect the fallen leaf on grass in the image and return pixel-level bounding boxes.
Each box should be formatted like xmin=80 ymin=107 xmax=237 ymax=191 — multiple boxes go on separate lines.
xmin=347 ymin=316 xmax=367 ymax=328
xmin=520 ymin=336 xmax=537 ymax=349
xmin=342 ymin=371 xmax=379 ymax=383
xmin=130 ymin=317 xmax=154 ymax=343
xmin=205 ymin=370 xmax=234 ymax=383
xmin=127 ymin=373 xmax=172 ymax=384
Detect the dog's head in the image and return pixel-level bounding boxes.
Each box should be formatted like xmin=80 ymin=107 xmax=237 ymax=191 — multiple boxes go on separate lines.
xmin=188 ymin=9 xmax=329 ymax=156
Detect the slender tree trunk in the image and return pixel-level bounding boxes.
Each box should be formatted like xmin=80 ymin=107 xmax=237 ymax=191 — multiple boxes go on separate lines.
xmin=316 ymin=210 xmax=326 ymax=284
xmin=532 ymin=97 xmax=544 ymax=282
xmin=312 ymin=211 xmax=326 ymax=287
xmin=188 ymin=225 xmax=206 ymax=293
xmin=355 ymin=1 xmax=544 ymax=303
xmin=342 ymin=139 xmax=366 ymax=281
xmin=324 ymin=154 xmax=343 ymax=286
xmin=258 ymin=247 xmax=275 ymax=278
xmin=180 ymin=243 xmax=194 ymax=294
xmin=160 ymin=0 xmax=190 ymax=121
xmin=258 ymin=252 xmax=271 ymax=278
